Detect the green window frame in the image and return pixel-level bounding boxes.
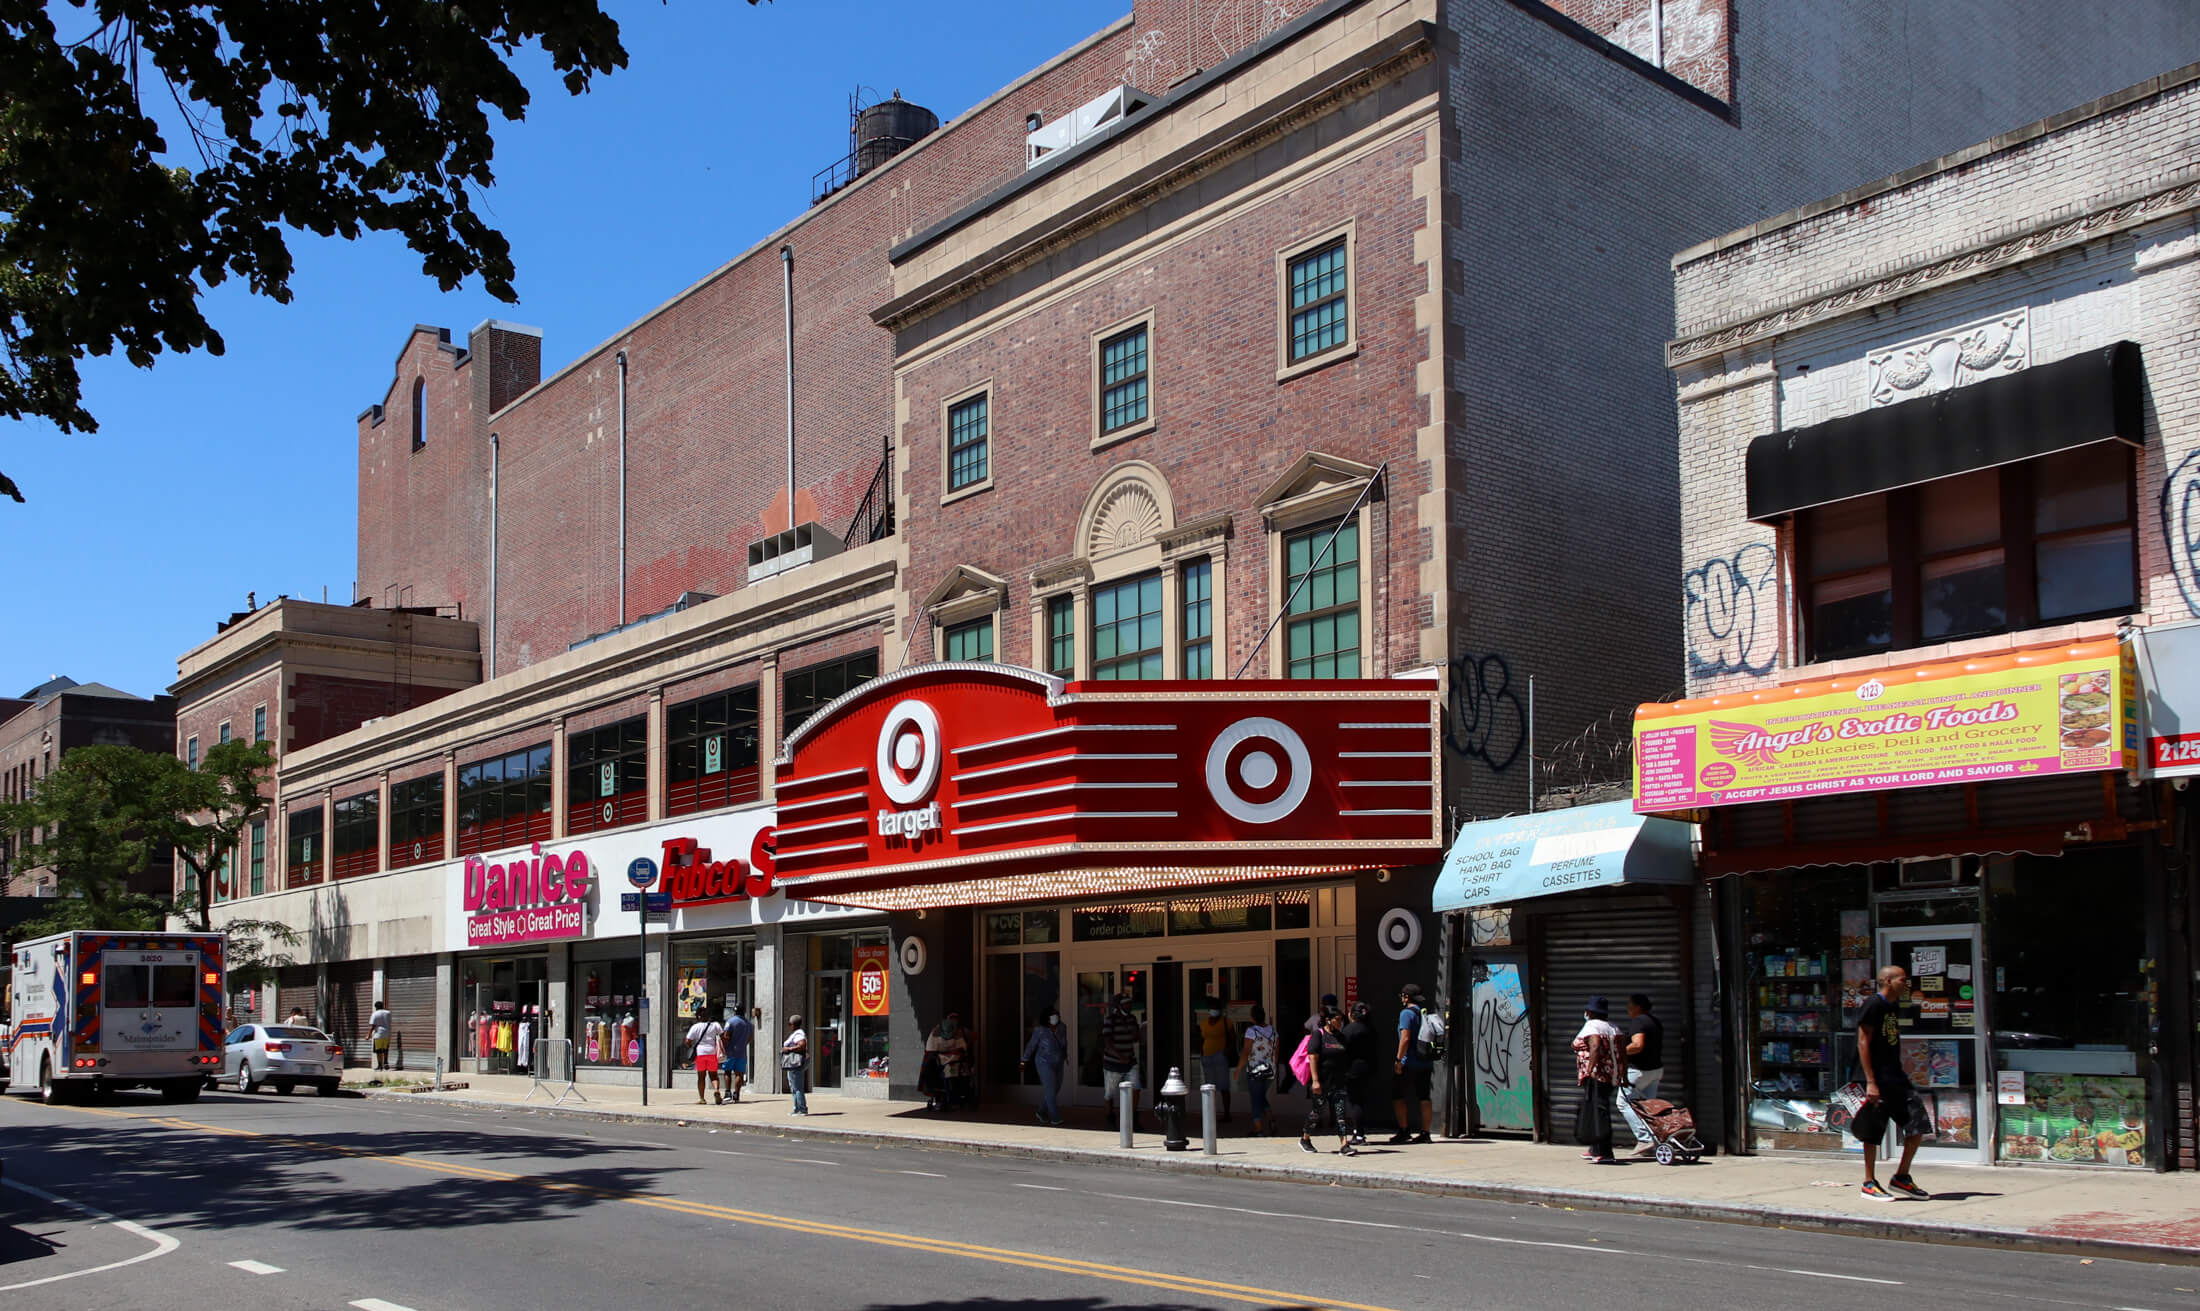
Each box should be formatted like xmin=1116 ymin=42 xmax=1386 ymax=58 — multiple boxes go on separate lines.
xmin=1181 ymin=558 xmax=1213 ymax=679
xmin=1284 ymin=518 xmax=1361 ymax=679
xmin=948 ymin=393 xmax=990 ymax=491
xmin=248 ymin=818 xmax=265 ymax=896
xmin=1099 ymin=325 xmax=1149 ymax=435
xmin=1047 ymin=595 xmax=1076 ymax=676
xmin=1092 ymin=572 xmax=1163 ymax=680
xmin=945 ymin=617 xmax=994 ymax=663
xmin=1287 ymin=238 xmax=1349 ymax=362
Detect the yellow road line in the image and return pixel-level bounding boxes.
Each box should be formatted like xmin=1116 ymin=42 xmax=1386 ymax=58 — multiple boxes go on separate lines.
xmin=37 ymin=1103 xmax=1399 ymax=1311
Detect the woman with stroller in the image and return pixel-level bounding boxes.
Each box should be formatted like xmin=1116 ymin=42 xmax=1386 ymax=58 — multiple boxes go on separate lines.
xmin=926 ymin=1013 xmax=972 ymax=1111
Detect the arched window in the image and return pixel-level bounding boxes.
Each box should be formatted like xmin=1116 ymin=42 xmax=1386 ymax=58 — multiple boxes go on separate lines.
xmin=410 ymin=377 xmax=427 ymax=450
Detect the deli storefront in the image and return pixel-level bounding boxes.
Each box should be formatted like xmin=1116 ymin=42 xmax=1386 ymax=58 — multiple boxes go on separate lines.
xmin=767 ymin=663 xmax=1445 ymax=1117
xmin=1636 ymin=638 xmax=2187 ymax=1169
xmin=443 ymin=805 xmax=886 ymax=1092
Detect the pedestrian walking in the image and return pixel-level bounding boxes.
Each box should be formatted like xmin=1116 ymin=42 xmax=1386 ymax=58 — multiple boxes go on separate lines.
xmin=1342 ymin=1001 xmax=1379 ymax=1145
xmin=1021 ymin=1007 xmax=1068 ymax=1126
xmin=1198 ymin=998 xmax=1234 ymax=1122
xmin=1617 ymin=993 xmax=1665 ymax=1158
xmin=1099 ymin=989 xmax=1145 ymax=1132
xmin=1391 ymin=983 xmax=1434 ymax=1145
xmin=1238 ymin=1005 xmax=1279 ymax=1136
xmin=685 ymin=1009 xmax=727 ymax=1104
xmin=1855 ymin=966 xmax=1933 ymax=1201
xmin=722 ymin=1003 xmax=754 ymax=1104
xmin=1300 ymin=1007 xmax=1357 ymax=1156
xmin=927 ymin=1013 xmax=972 ymax=1111
xmin=1572 ymin=995 xmax=1622 ymax=1163
xmin=781 ymin=1014 xmax=809 ymax=1116
xmin=369 ymin=998 xmax=392 ymax=1071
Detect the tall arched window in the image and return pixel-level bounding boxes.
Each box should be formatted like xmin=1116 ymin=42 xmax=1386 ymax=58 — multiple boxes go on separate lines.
xmin=410 ymin=377 xmax=427 ymax=450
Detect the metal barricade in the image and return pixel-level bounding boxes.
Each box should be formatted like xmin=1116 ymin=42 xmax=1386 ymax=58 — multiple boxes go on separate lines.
xmin=524 ymin=1036 xmax=589 ymax=1105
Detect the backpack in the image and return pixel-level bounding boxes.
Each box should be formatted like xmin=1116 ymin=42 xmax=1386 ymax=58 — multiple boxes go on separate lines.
xmin=1416 ymin=1006 xmax=1448 ymax=1061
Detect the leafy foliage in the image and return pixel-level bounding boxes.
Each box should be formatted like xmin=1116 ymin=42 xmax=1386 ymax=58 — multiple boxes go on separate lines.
xmin=2 ymin=1 xmax=763 ymax=500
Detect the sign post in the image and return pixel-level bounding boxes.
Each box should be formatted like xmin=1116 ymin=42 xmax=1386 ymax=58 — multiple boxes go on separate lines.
xmin=628 ymin=856 xmax=659 ymax=1105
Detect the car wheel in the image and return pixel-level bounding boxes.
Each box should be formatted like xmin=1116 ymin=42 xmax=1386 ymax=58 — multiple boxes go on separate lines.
xmin=274 ymin=1079 xmax=295 ymax=1096
xmin=317 ymin=1080 xmax=341 ymax=1097
xmin=237 ymin=1063 xmax=258 ymax=1095
xmin=38 ymin=1058 xmax=62 ymax=1105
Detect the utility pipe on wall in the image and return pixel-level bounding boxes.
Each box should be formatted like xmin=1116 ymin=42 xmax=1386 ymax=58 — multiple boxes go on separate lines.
xmin=780 ymin=245 xmax=797 ymax=524
xmin=488 ymin=429 xmax=500 ymax=679
xmin=616 ymin=349 xmax=629 ymax=626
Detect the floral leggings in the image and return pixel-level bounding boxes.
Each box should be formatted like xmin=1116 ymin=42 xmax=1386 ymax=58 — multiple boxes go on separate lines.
xmin=1303 ymin=1086 xmax=1356 ymax=1140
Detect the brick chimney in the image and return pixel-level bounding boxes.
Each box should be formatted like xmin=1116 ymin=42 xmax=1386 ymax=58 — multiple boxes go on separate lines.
xmin=468 ymin=319 xmax=544 ymax=414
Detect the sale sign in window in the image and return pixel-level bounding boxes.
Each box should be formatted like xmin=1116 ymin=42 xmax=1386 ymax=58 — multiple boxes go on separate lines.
xmin=854 ymin=944 xmax=890 ymax=1017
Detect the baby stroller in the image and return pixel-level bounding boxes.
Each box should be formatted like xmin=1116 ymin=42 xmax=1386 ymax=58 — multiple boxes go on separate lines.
xmin=1622 ymin=1086 xmax=1706 ymax=1165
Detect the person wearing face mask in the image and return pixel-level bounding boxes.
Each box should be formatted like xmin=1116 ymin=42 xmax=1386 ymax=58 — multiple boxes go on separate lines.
xmin=1021 ymin=1005 xmax=1069 ymax=1126
xmin=1197 ymin=997 xmax=1235 ymax=1123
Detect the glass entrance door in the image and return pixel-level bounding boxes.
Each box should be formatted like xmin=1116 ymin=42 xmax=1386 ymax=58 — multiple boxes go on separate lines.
xmin=1075 ymin=969 xmax=1118 ymax=1103
xmin=813 ymin=972 xmax=848 ymax=1090
xmin=1873 ymin=925 xmax=1987 ymax=1163
xmin=1186 ymin=958 xmax=1266 ymax=1093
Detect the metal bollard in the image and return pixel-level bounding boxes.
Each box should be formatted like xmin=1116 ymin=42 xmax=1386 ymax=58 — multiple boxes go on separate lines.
xmin=1201 ymin=1083 xmax=1218 ymax=1156
xmin=1118 ymin=1081 xmax=1135 ymax=1148
xmin=434 ymin=1056 xmax=444 ymax=1092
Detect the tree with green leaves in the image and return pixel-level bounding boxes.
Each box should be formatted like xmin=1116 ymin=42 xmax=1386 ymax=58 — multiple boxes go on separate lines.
xmin=0 ymin=740 xmax=296 ymax=987
xmin=1 ymin=0 xmax=756 ymax=503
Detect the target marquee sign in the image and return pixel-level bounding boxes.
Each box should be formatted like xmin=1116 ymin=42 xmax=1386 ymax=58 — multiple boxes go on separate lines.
xmin=771 ymin=663 xmax=1441 ymax=900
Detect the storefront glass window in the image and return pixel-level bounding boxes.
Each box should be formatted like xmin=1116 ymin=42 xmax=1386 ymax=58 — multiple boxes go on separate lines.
xmin=1072 ymin=903 xmax=1166 ymax=941
xmin=1169 ymin=896 xmax=1273 ymax=936
xmin=1987 ymin=850 xmax=2151 ymax=1166
xmin=670 ymin=939 xmax=755 ymax=1072
xmin=1023 ymin=910 xmax=1060 ymax=944
xmin=457 ymin=956 xmax=547 ymax=1075
xmin=575 ymin=958 xmax=645 ymax=1068
xmin=1742 ymin=867 xmax=1869 ymax=1150
xmin=986 ymin=912 xmax=1024 ymax=947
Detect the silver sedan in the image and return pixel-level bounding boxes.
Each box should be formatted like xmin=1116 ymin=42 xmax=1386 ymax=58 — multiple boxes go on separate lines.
xmin=222 ymin=1024 xmax=345 ymax=1096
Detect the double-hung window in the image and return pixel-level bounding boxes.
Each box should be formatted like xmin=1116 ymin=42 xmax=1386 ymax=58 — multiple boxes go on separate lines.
xmin=947 ymin=393 xmax=990 ymax=492
xmin=1284 ymin=518 xmax=1361 ymax=679
xmin=1092 ymin=573 xmax=1163 ymax=680
xmin=945 ymin=617 xmax=995 ymax=662
xmin=1099 ymin=325 xmax=1150 ymax=437
xmin=1286 ymin=238 xmax=1349 ymax=363
xmin=1046 ymin=596 xmax=1076 ymax=677
xmin=1181 ymin=559 xmax=1213 ymax=679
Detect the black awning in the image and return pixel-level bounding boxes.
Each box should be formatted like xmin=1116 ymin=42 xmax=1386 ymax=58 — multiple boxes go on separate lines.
xmin=1745 ymin=340 xmax=2144 ymax=522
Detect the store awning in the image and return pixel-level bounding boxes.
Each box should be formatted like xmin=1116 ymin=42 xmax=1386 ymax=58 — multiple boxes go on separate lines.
xmin=1431 ymin=800 xmax=1694 ymax=913
xmin=1745 ymin=341 xmax=2143 ymax=522
xmin=2134 ymin=621 xmax=2200 ymax=778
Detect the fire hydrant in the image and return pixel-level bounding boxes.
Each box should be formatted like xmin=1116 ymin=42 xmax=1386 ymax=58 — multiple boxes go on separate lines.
xmin=1159 ymin=1066 xmax=1191 ymax=1151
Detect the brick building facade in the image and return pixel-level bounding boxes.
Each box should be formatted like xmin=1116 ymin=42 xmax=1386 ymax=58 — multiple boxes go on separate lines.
xmin=1654 ymin=66 xmax=2200 ymax=1167
xmin=0 ymin=677 xmax=176 ymax=909
xmin=187 ymin=0 xmax=2200 ymax=1120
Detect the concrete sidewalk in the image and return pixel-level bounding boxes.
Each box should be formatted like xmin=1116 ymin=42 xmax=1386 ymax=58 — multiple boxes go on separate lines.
xmin=342 ymin=1067 xmax=2200 ymax=1263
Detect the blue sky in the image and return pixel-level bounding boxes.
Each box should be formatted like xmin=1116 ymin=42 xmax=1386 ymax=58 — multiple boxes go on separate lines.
xmin=0 ymin=0 xmax=1126 ymax=703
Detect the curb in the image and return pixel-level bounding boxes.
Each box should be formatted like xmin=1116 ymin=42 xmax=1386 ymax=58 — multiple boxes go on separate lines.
xmin=358 ymin=1089 xmax=2194 ymax=1266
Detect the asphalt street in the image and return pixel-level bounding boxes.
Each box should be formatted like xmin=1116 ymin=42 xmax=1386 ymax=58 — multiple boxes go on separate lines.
xmin=0 ymin=1088 xmax=2193 ymax=1311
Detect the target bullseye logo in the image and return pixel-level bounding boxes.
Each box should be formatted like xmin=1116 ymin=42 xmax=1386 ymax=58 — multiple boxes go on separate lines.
xmin=1205 ymin=716 xmax=1312 ymax=824
xmin=876 ymin=699 xmax=944 ymax=844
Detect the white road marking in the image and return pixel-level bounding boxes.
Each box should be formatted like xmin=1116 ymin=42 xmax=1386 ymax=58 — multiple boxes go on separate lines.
xmin=784 ymin=1158 xmax=837 ymax=1166
xmin=0 ymin=1178 xmax=181 ymax=1293
xmin=897 ymin=1170 xmax=948 ymax=1178
xmin=707 ymin=1149 xmax=838 ymax=1165
xmin=229 ymin=1259 xmax=285 ymax=1274
xmin=351 ymin=1300 xmax=419 ymax=1311
xmin=1015 ymin=1183 xmax=1069 ymax=1191
xmin=1748 ymin=1266 xmax=1903 ymax=1285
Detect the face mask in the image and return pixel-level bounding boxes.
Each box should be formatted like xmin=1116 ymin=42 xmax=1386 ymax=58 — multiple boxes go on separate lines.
xmin=1046 ymin=1014 xmax=1060 ymax=1025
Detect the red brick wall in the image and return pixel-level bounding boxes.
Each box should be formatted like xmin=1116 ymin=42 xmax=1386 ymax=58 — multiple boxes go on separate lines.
xmin=899 ymin=129 xmax=1433 ymax=680
xmin=286 ymin=674 xmax=452 ymax=755
xmin=178 ymin=668 xmax=282 ymax=783
xmin=1123 ymin=0 xmax=1324 ymax=90
xmin=359 ymin=24 xmax=1139 ymax=677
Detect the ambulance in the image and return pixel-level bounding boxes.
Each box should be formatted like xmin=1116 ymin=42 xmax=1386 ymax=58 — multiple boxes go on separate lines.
xmin=5 ymin=930 xmax=227 ymax=1103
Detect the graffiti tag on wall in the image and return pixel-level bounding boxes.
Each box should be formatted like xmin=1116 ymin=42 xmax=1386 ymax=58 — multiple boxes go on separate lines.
xmin=1684 ymin=542 xmax=1778 ymax=678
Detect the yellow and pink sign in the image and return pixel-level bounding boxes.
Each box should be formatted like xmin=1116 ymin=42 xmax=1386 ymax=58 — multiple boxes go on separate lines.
xmin=1634 ymin=640 xmax=2134 ymax=813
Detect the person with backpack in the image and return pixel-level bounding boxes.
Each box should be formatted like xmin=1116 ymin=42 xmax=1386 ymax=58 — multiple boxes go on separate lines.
xmin=1391 ymin=983 xmax=1438 ymax=1145
xmin=1238 ymin=1005 xmax=1279 ymax=1136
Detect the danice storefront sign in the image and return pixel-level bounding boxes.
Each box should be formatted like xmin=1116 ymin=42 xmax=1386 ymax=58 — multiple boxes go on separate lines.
xmin=1635 ymin=640 xmax=2134 ymax=812
xmin=460 ymin=842 xmax=592 ymax=946
xmin=770 ymin=663 xmax=1444 ymax=906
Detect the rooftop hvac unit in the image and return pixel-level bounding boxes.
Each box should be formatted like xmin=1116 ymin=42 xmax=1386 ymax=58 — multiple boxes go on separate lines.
xmin=1026 ymin=85 xmax=1153 ymax=170
xmin=747 ymin=522 xmax=845 ymax=584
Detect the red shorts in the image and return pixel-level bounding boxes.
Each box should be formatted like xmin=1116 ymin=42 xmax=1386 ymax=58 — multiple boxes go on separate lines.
xmin=696 ymin=1053 xmax=721 ymax=1073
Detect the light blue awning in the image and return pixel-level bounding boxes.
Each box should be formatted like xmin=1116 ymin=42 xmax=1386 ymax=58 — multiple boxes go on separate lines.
xmin=1432 ymin=799 xmax=1695 ymax=913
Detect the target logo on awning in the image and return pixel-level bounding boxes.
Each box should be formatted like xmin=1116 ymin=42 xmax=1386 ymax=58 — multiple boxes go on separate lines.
xmin=876 ymin=699 xmax=944 ymax=844
xmin=1204 ymin=716 xmax=1312 ymax=824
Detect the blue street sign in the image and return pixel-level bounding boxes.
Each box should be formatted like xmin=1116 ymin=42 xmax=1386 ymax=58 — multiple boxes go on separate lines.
xmin=627 ymin=856 xmax=658 ymax=889
xmin=620 ymin=892 xmax=672 ymax=914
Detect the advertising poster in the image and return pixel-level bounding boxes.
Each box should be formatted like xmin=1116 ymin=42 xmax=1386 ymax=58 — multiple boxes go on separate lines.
xmin=1997 ymin=1073 xmax=2147 ymax=1165
xmin=1635 ymin=640 xmax=2131 ymax=811
xmin=853 ymin=945 xmax=891 ymax=1018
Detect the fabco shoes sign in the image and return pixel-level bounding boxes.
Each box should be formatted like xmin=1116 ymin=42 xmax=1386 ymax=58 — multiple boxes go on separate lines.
xmin=770 ymin=663 xmax=1442 ymax=905
xmin=460 ymin=842 xmax=592 ymax=947
xmin=659 ymin=826 xmax=778 ymax=906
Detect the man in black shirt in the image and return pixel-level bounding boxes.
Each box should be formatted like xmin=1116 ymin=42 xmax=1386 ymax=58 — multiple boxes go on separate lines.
xmin=1853 ymin=965 xmax=1933 ymax=1200
xmin=1618 ymin=993 xmax=1666 ymax=1158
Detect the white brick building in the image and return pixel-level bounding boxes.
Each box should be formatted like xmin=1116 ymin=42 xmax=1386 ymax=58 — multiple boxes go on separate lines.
xmin=1659 ymin=66 xmax=2200 ymax=1170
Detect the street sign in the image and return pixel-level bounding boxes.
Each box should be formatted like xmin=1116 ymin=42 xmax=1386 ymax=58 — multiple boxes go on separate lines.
xmin=619 ymin=892 xmax=672 ymax=915
xmin=627 ymin=856 xmax=658 ymax=889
